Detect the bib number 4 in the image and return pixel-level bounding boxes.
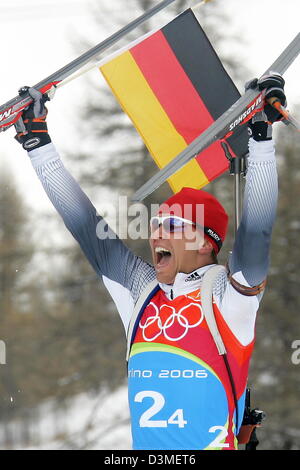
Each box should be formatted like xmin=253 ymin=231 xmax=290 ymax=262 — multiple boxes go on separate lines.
xmin=134 ymin=391 xmax=187 ymax=428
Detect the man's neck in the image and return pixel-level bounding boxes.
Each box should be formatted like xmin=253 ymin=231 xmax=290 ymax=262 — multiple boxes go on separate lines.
xmin=159 ymin=264 xmax=216 ymax=300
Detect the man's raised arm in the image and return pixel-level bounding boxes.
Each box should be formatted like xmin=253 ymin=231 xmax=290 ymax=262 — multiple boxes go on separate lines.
xmin=14 ymin=88 xmax=156 ymax=329
xmin=228 ymin=73 xmax=285 ymax=291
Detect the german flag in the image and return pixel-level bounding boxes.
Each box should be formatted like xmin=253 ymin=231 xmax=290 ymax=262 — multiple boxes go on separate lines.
xmin=100 ymin=9 xmax=248 ymax=193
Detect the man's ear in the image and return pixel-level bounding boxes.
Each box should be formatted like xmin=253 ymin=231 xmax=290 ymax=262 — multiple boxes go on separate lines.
xmin=198 ymin=239 xmax=213 ymax=255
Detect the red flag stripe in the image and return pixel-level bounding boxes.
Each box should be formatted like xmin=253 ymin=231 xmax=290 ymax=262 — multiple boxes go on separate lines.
xmin=131 ymin=30 xmax=213 ymax=145
xmin=130 ymin=31 xmax=229 ymax=181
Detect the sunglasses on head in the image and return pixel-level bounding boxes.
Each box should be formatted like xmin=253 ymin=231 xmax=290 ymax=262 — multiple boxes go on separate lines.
xmin=149 ymin=215 xmax=196 ymax=233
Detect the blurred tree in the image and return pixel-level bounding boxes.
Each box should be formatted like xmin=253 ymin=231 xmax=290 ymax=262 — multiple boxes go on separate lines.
xmin=0 ymin=169 xmax=125 ymax=449
xmin=0 ymin=168 xmax=33 ymax=317
xmin=0 ymin=167 xmax=37 ymax=447
xmin=52 ymin=246 xmax=127 ymax=393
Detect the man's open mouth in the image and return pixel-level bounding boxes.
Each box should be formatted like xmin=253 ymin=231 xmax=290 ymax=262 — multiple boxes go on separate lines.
xmin=155 ymin=246 xmax=172 ymax=267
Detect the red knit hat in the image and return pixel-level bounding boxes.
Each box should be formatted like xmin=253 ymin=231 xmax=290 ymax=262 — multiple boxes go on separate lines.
xmin=158 ymin=187 xmax=228 ymax=253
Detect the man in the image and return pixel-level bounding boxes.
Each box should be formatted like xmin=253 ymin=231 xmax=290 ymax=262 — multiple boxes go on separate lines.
xmin=14 ymin=73 xmax=284 ymax=449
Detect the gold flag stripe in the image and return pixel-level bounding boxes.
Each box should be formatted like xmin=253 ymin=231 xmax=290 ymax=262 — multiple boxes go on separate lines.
xmin=100 ymin=51 xmax=208 ymax=192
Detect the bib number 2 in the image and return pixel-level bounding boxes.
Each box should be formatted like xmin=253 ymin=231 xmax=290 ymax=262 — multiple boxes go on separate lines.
xmin=134 ymin=390 xmax=229 ymax=448
xmin=134 ymin=390 xmax=187 ymax=428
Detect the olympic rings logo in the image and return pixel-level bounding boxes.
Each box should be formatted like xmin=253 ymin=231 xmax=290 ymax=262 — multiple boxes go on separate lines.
xmin=139 ymin=301 xmax=204 ymax=342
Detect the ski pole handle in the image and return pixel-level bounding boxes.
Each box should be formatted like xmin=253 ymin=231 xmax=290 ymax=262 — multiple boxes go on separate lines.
xmin=267 ymin=97 xmax=288 ymax=118
xmin=268 ymin=98 xmax=300 ymax=131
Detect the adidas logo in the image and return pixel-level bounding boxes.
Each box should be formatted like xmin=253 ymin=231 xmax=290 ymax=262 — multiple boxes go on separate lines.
xmin=185 ymin=272 xmax=201 ymax=282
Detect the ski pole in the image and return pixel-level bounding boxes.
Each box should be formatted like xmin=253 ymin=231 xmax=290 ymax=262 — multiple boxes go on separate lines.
xmin=57 ymin=0 xmax=215 ymax=91
xmin=132 ymin=32 xmax=300 ymax=201
xmin=268 ymin=97 xmax=300 ymax=131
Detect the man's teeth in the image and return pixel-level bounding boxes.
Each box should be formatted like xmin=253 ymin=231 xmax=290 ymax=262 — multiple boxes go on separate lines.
xmin=155 ymin=247 xmax=171 ymax=255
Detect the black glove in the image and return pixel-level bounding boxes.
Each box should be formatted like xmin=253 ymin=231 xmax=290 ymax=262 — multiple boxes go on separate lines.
xmin=14 ymin=87 xmax=51 ymax=151
xmin=246 ymin=72 xmax=286 ymax=141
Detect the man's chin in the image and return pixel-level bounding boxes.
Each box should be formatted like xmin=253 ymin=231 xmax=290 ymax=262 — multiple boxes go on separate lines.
xmin=155 ymin=268 xmax=176 ymax=285
xmin=151 ymin=252 xmax=176 ymax=285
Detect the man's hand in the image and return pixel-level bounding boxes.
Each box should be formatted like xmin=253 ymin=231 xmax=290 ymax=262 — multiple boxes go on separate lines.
xmin=14 ymin=87 xmax=51 ymax=151
xmin=246 ymin=72 xmax=287 ymax=141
